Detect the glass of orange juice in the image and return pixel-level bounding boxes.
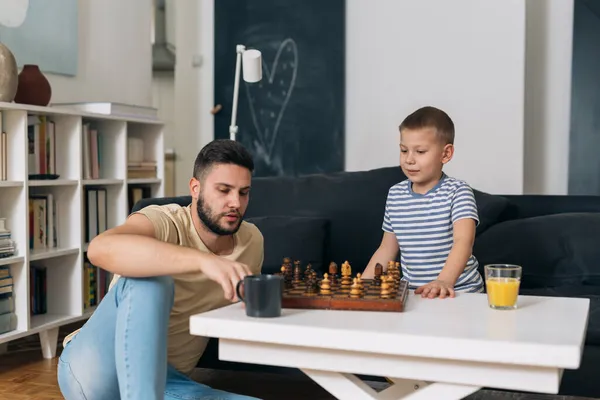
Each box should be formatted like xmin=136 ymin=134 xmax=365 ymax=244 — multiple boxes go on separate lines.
xmin=485 ymin=264 xmax=522 ymax=310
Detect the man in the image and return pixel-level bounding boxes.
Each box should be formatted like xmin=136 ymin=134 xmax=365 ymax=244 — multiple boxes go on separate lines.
xmin=57 ymin=139 xmax=264 ymax=400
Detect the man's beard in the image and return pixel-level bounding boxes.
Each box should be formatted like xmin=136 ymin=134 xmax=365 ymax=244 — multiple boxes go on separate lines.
xmin=196 ymin=194 xmax=243 ymax=236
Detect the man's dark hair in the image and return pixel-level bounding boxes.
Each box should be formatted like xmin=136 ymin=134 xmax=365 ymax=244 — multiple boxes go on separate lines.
xmin=192 ymin=139 xmax=254 ymax=180
xmin=399 ymin=106 xmax=455 ymax=145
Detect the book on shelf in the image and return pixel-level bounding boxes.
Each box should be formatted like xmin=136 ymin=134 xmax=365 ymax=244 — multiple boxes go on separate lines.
xmin=83 ymin=259 xmax=112 ymax=310
xmin=85 ymin=188 xmax=107 ymax=243
xmin=128 ymin=185 xmax=153 ymax=212
xmin=27 ymin=115 xmax=57 ymax=178
xmin=30 ymin=265 xmax=46 ymax=315
xmin=28 ymin=194 xmax=58 ymax=250
xmin=82 ymin=122 xmax=103 ymax=180
xmin=0 ymin=132 xmax=7 ymax=181
xmin=0 ymin=110 xmax=7 ymax=181
xmin=0 ymin=266 xmax=16 ymax=334
xmin=0 ymin=218 xmax=16 ymax=258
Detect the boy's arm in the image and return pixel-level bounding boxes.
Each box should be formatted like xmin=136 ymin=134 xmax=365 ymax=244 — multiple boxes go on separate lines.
xmin=438 ymin=183 xmax=479 ymax=286
xmin=361 ymin=231 xmax=399 ymax=279
xmin=88 ymin=212 xmax=252 ymax=301
xmin=436 ymin=218 xmax=476 ymax=286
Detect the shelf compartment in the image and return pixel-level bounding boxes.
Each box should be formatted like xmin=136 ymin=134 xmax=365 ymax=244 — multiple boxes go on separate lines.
xmin=82 ymin=118 xmax=126 ymax=180
xmin=0 ymin=109 xmax=27 ymax=181
xmin=0 ymin=185 xmax=26 ymax=260
xmin=30 ymin=251 xmax=82 ymax=319
xmin=29 ymin=184 xmax=81 ymax=251
xmin=1 ymin=260 xmax=28 ymax=333
xmin=26 ymin=114 xmax=81 ymax=181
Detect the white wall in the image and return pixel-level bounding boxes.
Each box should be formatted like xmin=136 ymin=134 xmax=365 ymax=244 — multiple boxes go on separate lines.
xmin=155 ymin=0 xmax=575 ymax=196
xmin=523 ymin=0 xmax=574 ymax=195
xmin=345 ymin=0 xmax=525 ymax=195
xmin=47 ymin=0 xmax=153 ymax=107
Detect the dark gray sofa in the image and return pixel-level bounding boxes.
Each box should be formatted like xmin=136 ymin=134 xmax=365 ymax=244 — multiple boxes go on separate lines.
xmin=132 ymin=166 xmax=599 ymax=398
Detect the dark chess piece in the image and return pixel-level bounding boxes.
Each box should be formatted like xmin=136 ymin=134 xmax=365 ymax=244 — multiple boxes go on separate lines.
xmin=328 ymin=262 xmax=338 ymax=286
xmin=304 ymin=264 xmax=313 ymax=282
xmin=293 ymin=261 xmax=302 ymax=285
xmin=305 ymin=272 xmax=317 ymax=295
xmin=281 ymin=265 xmax=293 ymax=289
xmin=374 ymin=263 xmax=383 ymax=286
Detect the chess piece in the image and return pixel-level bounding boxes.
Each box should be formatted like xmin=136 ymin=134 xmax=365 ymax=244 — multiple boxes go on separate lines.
xmin=356 ymin=273 xmax=364 ymax=292
xmin=344 ymin=261 xmax=352 ymax=276
xmin=380 ymin=276 xmax=391 ymax=299
xmin=304 ymin=264 xmax=313 ymax=281
xmin=388 ymin=261 xmax=395 ymax=271
xmin=293 ymin=261 xmax=302 ymax=285
xmin=320 ymin=273 xmax=331 ymax=295
xmin=374 ymin=263 xmax=383 ymax=286
xmin=281 ymin=265 xmax=293 ymax=289
xmin=305 ymin=273 xmax=317 ymax=295
xmin=341 ymin=261 xmax=353 ymax=287
xmin=328 ymin=262 xmax=338 ymax=285
xmin=350 ymin=277 xmax=361 ymax=298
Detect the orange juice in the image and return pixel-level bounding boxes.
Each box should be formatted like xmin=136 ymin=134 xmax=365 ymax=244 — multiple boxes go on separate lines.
xmin=486 ymin=277 xmax=520 ymax=309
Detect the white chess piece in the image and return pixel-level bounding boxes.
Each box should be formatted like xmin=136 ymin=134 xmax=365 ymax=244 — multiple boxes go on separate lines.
xmin=0 ymin=0 xmax=29 ymax=28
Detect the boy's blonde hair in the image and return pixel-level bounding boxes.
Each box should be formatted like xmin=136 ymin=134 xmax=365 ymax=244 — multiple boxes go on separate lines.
xmin=399 ymin=106 xmax=455 ymax=145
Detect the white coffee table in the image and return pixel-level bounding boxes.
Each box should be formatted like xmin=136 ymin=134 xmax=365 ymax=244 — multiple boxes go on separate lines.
xmin=189 ymin=293 xmax=589 ymax=400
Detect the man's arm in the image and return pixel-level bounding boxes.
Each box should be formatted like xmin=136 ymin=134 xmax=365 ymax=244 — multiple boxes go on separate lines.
xmin=87 ymin=213 xmax=251 ymax=301
xmin=437 ymin=218 xmax=476 ymax=286
xmin=88 ymin=213 xmax=204 ymax=277
xmin=361 ymin=231 xmax=399 ymax=279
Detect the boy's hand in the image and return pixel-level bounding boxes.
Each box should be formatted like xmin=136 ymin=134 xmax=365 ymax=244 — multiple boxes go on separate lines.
xmin=414 ymin=280 xmax=455 ymax=299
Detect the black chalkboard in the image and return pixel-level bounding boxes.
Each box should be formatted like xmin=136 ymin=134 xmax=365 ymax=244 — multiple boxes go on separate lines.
xmin=214 ymin=0 xmax=345 ymax=177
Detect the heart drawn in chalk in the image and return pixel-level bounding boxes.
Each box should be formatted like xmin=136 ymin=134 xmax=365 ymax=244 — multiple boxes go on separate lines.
xmin=244 ymin=38 xmax=298 ymax=164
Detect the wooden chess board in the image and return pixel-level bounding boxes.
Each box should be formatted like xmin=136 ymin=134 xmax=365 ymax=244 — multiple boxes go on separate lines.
xmin=281 ymin=278 xmax=409 ymax=312
xmin=276 ymin=258 xmax=409 ymax=312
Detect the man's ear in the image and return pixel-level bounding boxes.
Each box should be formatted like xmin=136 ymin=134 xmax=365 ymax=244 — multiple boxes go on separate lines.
xmin=441 ymin=144 xmax=454 ymax=164
xmin=189 ymin=177 xmax=201 ymax=197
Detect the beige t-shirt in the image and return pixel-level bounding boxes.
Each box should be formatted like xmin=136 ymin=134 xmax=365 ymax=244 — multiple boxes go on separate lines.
xmin=63 ymin=203 xmax=264 ymax=375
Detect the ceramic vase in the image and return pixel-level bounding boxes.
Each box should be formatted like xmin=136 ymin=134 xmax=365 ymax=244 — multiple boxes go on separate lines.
xmin=14 ymin=64 xmax=52 ymax=106
xmin=0 ymin=42 xmax=18 ymax=102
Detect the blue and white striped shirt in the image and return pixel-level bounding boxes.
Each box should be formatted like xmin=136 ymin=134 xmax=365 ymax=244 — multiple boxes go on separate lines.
xmin=382 ymin=174 xmax=484 ymax=292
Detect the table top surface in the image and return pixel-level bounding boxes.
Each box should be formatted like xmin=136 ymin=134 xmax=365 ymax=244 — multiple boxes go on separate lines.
xmin=189 ymin=292 xmax=590 ymax=369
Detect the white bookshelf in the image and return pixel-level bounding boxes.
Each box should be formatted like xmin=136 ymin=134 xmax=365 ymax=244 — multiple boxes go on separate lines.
xmin=0 ymin=101 xmax=164 ymax=358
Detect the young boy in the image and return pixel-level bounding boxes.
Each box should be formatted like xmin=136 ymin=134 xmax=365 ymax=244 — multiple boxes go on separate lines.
xmin=362 ymin=106 xmax=484 ymax=298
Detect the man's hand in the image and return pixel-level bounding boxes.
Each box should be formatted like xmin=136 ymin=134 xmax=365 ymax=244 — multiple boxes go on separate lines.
xmin=414 ymin=280 xmax=455 ymax=299
xmin=199 ymin=256 xmax=253 ymax=302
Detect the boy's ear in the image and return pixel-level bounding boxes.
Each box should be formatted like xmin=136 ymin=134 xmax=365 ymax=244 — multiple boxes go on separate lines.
xmin=441 ymin=144 xmax=454 ymax=164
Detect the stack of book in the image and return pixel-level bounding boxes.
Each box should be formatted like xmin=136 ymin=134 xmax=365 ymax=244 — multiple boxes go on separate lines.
xmin=0 ymin=266 xmax=16 ymax=334
xmin=0 ymin=218 xmax=16 ymax=258
xmin=127 ymin=161 xmax=157 ymax=179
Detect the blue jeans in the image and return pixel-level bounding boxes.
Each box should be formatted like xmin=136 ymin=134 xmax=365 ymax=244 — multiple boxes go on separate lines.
xmin=57 ymin=275 xmax=260 ymax=400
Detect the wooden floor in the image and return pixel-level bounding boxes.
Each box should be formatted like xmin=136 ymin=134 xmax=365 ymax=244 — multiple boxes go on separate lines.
xmin=0 ymin=326 xmax=597 ymax=400
xmin=0 ymin=350 xmax=63 ymax=400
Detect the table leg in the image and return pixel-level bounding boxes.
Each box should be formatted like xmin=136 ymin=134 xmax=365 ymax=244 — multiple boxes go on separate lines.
xmin=301 ymin=369 xmax=481 ymax=400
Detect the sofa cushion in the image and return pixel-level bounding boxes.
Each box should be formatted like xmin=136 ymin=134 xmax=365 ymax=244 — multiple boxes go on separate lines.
xmin=246 ymin=216 xmax=329 ymax=275
xmin=474 ymin=212 xmax=600 ymax=289
xmin=472 ymin=189 xmax=511 ymax=236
